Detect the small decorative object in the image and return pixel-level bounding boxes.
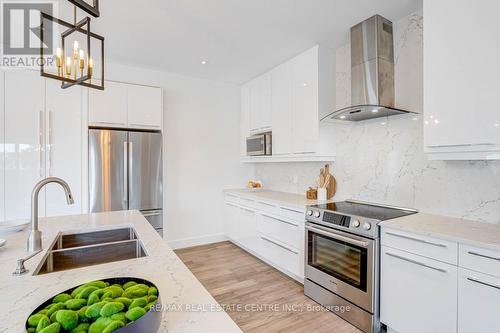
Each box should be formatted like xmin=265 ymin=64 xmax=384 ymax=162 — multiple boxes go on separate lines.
xmin=246 ymin=180 xmax=263 ymax=191
xmin=306 ymin=187 xmax=318 ymax=200
xmin=39 ymin=2 xmax=105 ymax=90
xmin=317 ymin=188 xmax=327 ymax=201
xmin=25 ymin=278 xmax=162 ymax=333
xmin=316 ymin=164 xmax=336 ymax=200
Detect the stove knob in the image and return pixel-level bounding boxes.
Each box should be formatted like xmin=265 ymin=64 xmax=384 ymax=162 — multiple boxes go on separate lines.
xmin=314 ymin=211 xmax=321 ymax=218
xmin=306 ymin=210 xmax=313 ymax=216
xmin=363 ymin=222 xmax=372 ymax=230
xmin=352 ymin=219 xmax=360 ymax=228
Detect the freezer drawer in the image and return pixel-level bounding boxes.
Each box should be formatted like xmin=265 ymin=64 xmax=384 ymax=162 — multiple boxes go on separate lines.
xmin=142 ymin=209 xmax=163 ymax=229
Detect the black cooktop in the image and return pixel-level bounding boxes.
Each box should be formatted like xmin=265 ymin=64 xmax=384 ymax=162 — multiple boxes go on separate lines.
xmin=310 ymin=201 xmax=417 ymax=221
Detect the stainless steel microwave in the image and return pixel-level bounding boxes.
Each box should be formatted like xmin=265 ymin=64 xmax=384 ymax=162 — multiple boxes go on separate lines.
xmin=246 ymin=133 xmax=272 ymax=156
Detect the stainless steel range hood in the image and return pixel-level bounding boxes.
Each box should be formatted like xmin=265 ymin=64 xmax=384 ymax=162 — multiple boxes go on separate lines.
xmin=323 ymin=15 xmax=414 ymax=122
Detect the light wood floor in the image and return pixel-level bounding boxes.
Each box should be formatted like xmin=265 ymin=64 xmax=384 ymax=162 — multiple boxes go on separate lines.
xmin=175 ymin=241 xmax=362 ymax=333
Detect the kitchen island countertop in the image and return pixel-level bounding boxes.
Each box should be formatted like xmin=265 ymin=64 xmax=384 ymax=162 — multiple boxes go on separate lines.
xmin=0 ymin=210 xmax=242 ymax=333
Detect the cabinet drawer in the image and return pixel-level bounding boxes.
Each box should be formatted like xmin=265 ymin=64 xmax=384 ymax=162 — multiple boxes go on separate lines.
xmin=459 ymin=244 xmax=500 ymax=278
xmin=458 ymin=268 xmax=500 ymax=333
xmin=381 ymin=246 xmax=457 ymax=333
xmin=254 ymin=200 xmax=279 ymax=214
xmin=381 ymin=228 xmax=458 ymax=264
xmin=224 ymin=194 xmax=256 ymax=208
xmin=277 ymin=205 xmax=305 ymax=222
xmin=259 ymin=234 xmax=301 ymax=277
xmin=258 ymin=213 xmax=303 ymax=250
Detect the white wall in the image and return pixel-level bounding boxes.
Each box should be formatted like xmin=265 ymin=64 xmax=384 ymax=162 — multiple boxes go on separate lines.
xmin=254 ymin=11 xmax=500 ymax=224
xmin=103 ymin=62 xmax=252 ymax=248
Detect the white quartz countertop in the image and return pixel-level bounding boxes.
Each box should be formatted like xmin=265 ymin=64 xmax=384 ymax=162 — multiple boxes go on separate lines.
xmin=380 ymin=213 xmax=500 ymax=251
xmin=224 ymin=188 xmax=333 ymax=210
xmin=0 ymin=210 xmax=241 ymax=333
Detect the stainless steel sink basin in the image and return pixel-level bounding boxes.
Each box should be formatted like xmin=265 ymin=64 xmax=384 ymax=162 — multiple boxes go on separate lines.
xmin=51 ymin=227 xmax=139 ymax=250
xmin=34 ymin=227 xmax=147 ymax=275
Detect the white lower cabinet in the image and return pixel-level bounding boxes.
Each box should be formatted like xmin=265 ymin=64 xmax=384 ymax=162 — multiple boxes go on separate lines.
xmin=458 ymin=268 xmax=500 ymax=333
xmin=381 ymin=246 xmax=457 ymax=333
xmin=224 ymin=194 xmax=304 ymax=281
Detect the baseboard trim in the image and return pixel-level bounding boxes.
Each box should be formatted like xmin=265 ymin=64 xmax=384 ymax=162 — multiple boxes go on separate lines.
xmin=168 ymin=233 xmax=228 ymax=250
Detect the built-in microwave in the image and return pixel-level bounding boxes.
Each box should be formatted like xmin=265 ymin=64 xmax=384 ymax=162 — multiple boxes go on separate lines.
xmin=246 ymin=133 xmax=272 ymax=156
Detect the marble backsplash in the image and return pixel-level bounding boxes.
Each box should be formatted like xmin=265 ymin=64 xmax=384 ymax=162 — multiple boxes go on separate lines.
xmin=254 ymin=10 xmax=500 ymax=224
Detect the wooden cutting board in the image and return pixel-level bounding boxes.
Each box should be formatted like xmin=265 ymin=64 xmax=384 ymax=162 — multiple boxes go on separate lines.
xmin=324 ymin=165 xmax=336 ymax=199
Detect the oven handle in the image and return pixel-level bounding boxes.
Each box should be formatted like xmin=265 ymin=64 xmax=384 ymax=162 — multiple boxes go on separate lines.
xmin=305 ymin=225 xmax=370 ymax=248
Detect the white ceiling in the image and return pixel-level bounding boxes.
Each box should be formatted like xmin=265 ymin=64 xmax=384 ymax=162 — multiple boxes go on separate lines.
xmin=86 ymin=0 xmax=422 ymax=84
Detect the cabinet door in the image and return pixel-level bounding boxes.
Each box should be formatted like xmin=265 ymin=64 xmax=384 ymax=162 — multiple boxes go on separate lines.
xmin=44 ymin=79 xmax=83 ymax=217
xmin=271 ymin=63 xmax=293 ymax=155
xmin=381 ymin=246 xmax=457 ymax=333
xmin=89 ymin=81 xmax=127 ymax=128
xmin=0 ymin=71 xmax=4 ymax=221
xmin=127 ymin=85 xmax=162 ymax=130
xmin=458 ymin=268 xmax=500 ymax=333
xmin=291 ymin=46 xmax=319 ymax=154
xmin=424 ymin=0 xmax=500 ymax=155
xmin=4 ymin=70 xmax=46 ymax=220
xmin=249 ymin=74 xmax=272 ymax=133
xmin=235 ymin=205 xmax=259 ymax=252
xmin=240 ymin=85 xmax=251 ymax=156
xmin=224 ymin=202 xmax=239 ymax=241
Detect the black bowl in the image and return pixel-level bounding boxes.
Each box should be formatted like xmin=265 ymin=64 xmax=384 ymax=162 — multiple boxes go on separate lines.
xmin=25 ymin=277 xmax=162 ymax=333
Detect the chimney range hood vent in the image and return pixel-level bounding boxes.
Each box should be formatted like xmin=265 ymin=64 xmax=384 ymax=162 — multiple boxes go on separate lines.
xmin=322 ymin=15 xmax=415 ymax=122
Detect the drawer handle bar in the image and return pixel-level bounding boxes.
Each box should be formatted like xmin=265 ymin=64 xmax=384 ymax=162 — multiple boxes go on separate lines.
xmin=467 ymin=251 xmax=500 ymax=261
xmin=280 ymin=207 xmax=303 ymax=214
xmin=261 ymin=213 xmax=299 ymax=227
xmin=257 ymin=201 xmax=276 ymax=207
xmin=467 ymin=277 xmax=500 ymax=290
xmin=385 ymin=231 xmax=447 ymax=248
xmin=261 ymin=236 xmax=298 ymax=254
xmin=385 ymin=252 xmax=447 ymax=273
xmin=225 ymin=202 xmax=255 ymax=212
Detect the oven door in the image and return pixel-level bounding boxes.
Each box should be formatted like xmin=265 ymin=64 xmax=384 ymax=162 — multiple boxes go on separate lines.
xmin=305 ymin=222 xmax=376 ymax=312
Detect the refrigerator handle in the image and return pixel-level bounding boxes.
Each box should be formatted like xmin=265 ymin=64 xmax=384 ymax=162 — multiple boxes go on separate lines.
xmin=123 ymin=141 xmax=128 ymax=204
xmin=129 ymin=141 xmax=133 ymax=185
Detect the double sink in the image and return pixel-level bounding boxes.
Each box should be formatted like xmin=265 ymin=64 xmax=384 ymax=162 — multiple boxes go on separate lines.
xmin=35 ymin=227 xmax=147 ymax=275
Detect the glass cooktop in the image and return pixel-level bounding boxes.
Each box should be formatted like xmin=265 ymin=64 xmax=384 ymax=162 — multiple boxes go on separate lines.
xmin=310 ymin=201 xmax=417 ymax=221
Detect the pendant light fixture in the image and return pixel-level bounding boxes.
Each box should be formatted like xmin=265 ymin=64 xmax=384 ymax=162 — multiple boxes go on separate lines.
xmin=39 ymin=1 xmax=104 ymax=90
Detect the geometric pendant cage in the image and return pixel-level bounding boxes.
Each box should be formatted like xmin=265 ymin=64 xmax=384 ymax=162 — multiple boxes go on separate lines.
xmin=39 ymin=1 xmax=104 ymax=90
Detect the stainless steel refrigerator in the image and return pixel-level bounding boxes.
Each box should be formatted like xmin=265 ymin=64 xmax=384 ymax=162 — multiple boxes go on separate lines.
xmin=89 ymin=129 xmax=163 ymax=236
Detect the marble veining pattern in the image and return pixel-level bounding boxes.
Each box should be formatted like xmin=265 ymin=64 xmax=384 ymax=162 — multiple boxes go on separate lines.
xmin=254 ymin=11 xmax=500 ymax=225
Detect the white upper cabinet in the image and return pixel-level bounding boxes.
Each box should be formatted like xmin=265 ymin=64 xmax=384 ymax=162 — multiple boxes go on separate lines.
xmin=248 ymin=73 xmax=272 ymax=133
xmin=4 ymin=70 xmax=46 ymax=221
xmin=271 ymin=63 xmax=293 ymax=155
xmin=0 ymin=71 xmax=5 ymax=221
xmin=89 ymin=81 xmax=162 ymax=130
xmin=44 ymin=80 xmax=84 ymax=217
xmin=240 ymin=85 xmax=251 ymax=156
xmin=424 ymin=0 xmax=500 ymax=159
xmin=127 ymin=85 xmax=162 ymax=130
xmin=240 ymin=45 xmax=335 ymax=162
xmin=291 ymin=46 xmax=319 ymax=154
xmin=89 ymin=81 xmax=128 ymax=128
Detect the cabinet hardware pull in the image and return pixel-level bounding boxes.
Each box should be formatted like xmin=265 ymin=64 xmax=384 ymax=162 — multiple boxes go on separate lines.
xmin=306 ymin=225 xmax=370 ymax=248
xmin=467 ymin=251 xmax=500 ymax=261
xmin=94 ymin=121 xmax=126 ymax=126
xmin=240 ymin=206 xmax=255 ymax=213
xmin=225 ymin=202 xmax=239 ymax=208
xmin=39 ymin=110 xmax=44 ymax=177
xmin=385 ymin=252 xmax=447 ymax=273
xmin=467 ymin=277 xmax=500 ymax=290
xmin=385 ymin=231 xmax=447 ymax=248
xmin=426 ymin=143 xmax=495 ymax=148
xmin=280 ymin=207 xmax=303 ymax=214
xmin=261 ymin=213 xmax=299 ymax=227
xmin=123 ymin=141 xmax=128 ymax=204
xmin=261 ymin=236 xmax=298 ymax=254
xmin=257 ymin=201 xmax=276 ymax=207
xmin=129 ymin=123 xmax=160 ymax=129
